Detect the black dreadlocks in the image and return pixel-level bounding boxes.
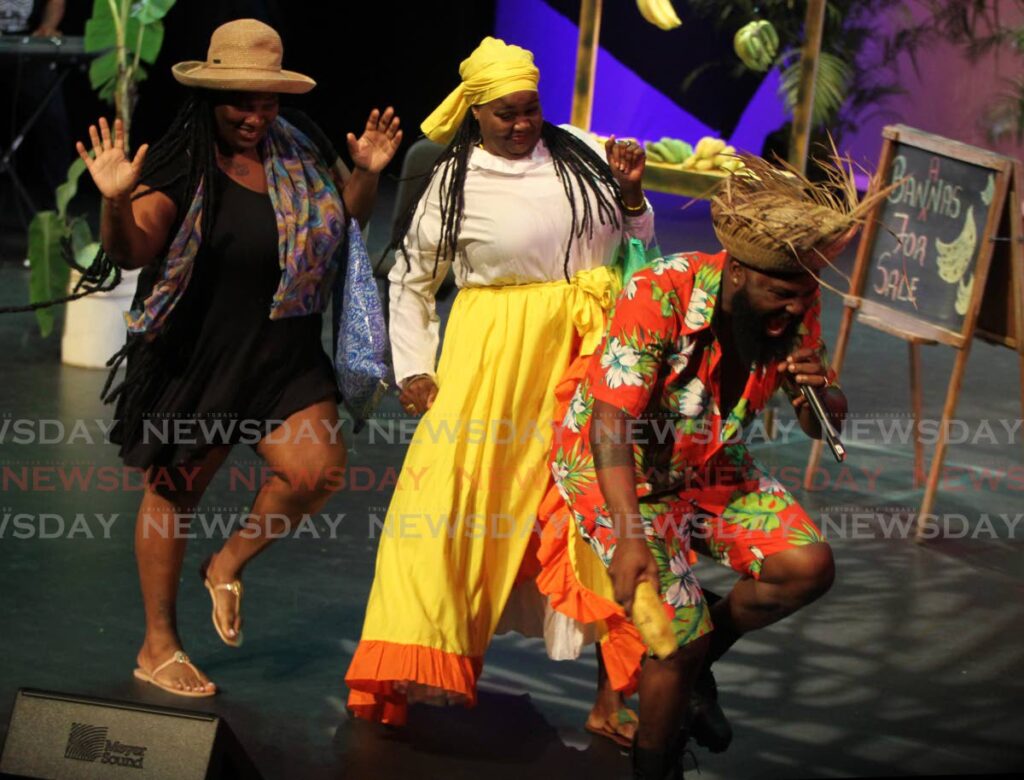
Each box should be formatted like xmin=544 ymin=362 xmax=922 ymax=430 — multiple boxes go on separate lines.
xmin=133 ymin=89 xmax=220 ymax=241
xmin=99 ymin=90 xmax=222 ymax=427
xmin=392 ymin=115 xmax=625 ymax=282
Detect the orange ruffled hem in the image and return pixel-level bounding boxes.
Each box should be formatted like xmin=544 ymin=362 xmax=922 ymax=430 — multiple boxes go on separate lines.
xmin=533 ymin=350 xmax=647 ymax=697
xmin=345 ymin=640 xmax=483 ymax=725
xmin=535 ymin=486 xmax=646 ymax=696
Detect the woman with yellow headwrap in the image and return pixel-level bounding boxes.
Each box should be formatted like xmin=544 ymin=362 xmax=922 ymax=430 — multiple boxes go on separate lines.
xmin=345 ymin=37 xmax=653 ymax=739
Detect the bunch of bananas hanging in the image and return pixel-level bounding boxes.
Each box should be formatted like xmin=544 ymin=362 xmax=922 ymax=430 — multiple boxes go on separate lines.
xmin=681 ymin=136 xmax=745 ymax=173
xmin=636 ymin=0 xmax=682 ymax=31
xmin=645 ymin=137 xmax=693 ymax=165
xmin=734 ymin=20 xmax=779 ymax=72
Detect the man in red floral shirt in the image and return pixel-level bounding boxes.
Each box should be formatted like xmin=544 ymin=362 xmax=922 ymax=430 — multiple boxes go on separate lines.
xmin=548 ymin=158 xmax=864 ymax=778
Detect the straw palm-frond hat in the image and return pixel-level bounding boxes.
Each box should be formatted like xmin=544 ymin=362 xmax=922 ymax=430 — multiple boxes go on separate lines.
xmin=711 ymin=150 xmax=889 ymax=274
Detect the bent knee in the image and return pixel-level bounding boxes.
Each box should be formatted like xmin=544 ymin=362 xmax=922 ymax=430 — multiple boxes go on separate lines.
xmin=763 ymin=542 xmax=835 ymax=605
xmin=789 ymin=542 xmax=835 ymax=603
xmin=272 ymin=448 xmax=348 ymax=499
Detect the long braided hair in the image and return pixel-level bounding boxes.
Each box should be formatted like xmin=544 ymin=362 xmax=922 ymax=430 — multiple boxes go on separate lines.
xmin=133 ymin=89 xmax=220 ymax=241
xmin=392 ymin=114 xmax=625 ymax=281
xmin=99 ymin=90 xmax=221 ymax=421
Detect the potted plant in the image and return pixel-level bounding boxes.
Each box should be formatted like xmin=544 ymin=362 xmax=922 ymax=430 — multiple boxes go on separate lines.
xmin=26 ymin=0 xmax=175 ymax=367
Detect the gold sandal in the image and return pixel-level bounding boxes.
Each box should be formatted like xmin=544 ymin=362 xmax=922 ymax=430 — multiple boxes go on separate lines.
xmin=201 ymin=555 xmax=244 ymax=647
xmin=132 ymin=651 xmax=216 ymax=698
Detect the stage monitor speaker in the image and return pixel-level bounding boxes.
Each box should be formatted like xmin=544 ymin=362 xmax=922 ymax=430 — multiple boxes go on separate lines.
xmin=0 ymin=688 xmax=262 ymax=779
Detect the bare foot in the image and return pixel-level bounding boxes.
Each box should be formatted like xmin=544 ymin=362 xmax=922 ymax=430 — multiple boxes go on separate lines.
xmin=202 ymin=551 xmax=243 ymax=643
xmin=137 ymin=637 xmax=216 ymax=695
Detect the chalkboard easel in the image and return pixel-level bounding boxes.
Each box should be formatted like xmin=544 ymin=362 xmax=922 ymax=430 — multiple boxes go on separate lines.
xmin=803 ymin=125 xmax=1024 ymax=539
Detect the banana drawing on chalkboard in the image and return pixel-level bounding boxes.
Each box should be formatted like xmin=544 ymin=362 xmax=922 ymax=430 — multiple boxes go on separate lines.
xmin=934 ymin=204 xmax=979 ymax=315
xmin=936 ymin=205 xmax=977 ymax=283
xmin=955 ymin=176 xmax=995 ymax=316
xmin=981 ymin=174 xmax=995 ymax=207
xmin=955 ymin=274 xmax=975 ymax=316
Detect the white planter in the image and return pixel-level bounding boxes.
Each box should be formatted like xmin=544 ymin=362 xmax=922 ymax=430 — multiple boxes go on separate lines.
xmin=60 ymin=268 xmax=141 ymax=369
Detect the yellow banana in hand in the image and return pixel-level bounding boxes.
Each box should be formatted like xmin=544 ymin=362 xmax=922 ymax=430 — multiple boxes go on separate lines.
xmin=631 ymin=580 xmax=676 ymax=659
xmin=636 ymin=0 xmax=682 ymax=31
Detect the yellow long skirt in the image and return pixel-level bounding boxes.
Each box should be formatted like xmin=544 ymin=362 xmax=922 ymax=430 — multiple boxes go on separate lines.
xmin=345 ymin=266 xmax=618 ymax=724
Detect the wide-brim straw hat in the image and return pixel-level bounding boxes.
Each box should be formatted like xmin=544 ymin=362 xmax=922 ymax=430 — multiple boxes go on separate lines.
xmin=172 ymin=19 xmax=315 ymax=94
xmin=710 ymin=151 xmax=891 ymax=275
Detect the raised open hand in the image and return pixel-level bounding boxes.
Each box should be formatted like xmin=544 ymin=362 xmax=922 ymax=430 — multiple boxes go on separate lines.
xmin=346 ymin=107 xmax=403 ymax=174
xmin=75 ymin=117 xmax=149 ymax=201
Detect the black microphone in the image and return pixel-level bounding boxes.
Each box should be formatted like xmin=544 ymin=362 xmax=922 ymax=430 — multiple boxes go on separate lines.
xmin=800 ymin=384 xmax=846 ymax=462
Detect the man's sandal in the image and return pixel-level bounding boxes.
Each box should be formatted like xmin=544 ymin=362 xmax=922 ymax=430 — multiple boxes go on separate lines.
xmin=585 ymin=706 xmax=639 ymax=748
xmin=132 ymin=651 xmax=216 ymax=698
xmin=200 ymin=555 xmax=244 ymax=647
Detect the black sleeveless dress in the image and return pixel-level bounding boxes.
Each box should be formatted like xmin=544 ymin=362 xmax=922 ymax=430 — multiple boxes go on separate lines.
xmin=108 ymin=117 xmax=342 ymax=472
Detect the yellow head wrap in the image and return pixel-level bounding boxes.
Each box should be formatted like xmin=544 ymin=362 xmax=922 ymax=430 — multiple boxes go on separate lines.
xmin=421 ymin=37 xmax=540 ymax=145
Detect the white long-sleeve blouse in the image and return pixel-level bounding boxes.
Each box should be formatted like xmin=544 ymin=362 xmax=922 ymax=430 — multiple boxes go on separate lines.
xmin=388 ymin=128 xmax=655 ymax=384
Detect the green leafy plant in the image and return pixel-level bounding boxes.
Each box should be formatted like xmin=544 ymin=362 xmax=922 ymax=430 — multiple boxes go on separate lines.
xmin=26 ymin=0 xmax=175 ymax=336
xmin=778 ymin=49 xmax=853 ymax=128
xmin=84 ymin=0 xmax=175 ymax=142
xmin=28 ymin=159 xmax=94 ymax=337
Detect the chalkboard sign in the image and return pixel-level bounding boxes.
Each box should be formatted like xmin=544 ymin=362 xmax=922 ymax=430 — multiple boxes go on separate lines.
xmin=843 ymin=125 xmax=1018 ymax=349
xmin=805 ymin=125 xmax=1023 ymax=536
xmin=864 ymin=143 xmax=997 ymax=333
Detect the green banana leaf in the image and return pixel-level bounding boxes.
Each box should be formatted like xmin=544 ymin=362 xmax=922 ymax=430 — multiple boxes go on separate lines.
xmin=26 ymin=158 xmax=95 ymax=336
xmin=54 ymin=158 xmax=87 ymax=221
xmin=779 ymin=49 xmax=853 ymax=127
xmin=84 ymin=0 xmax=168 ymax=100
xmin=69 ymin=219 xmax=96 ymax=266
xmin=131 ymin=0 xmax=176 ymax=25
xmin=28 ymin=212 xmax=71 ymax=339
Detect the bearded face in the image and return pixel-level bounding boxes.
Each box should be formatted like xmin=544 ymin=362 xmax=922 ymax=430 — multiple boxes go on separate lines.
xmin=726 ymin=261 xmax=819 ymax=367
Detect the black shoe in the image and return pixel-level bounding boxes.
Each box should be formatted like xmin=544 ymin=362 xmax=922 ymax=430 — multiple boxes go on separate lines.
xmin=688 ymin=665 xmax=732 ymax=753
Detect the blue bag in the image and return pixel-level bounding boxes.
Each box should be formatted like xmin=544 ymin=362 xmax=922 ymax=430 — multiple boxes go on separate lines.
xmin=333 ymin=220 xmax=393 ymax=431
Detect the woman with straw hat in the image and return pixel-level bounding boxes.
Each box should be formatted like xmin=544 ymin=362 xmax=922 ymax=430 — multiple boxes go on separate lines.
xmin=345 ymin=36 xmax=654 ymax=742
xmin=75 ymin=18 xmax=401 ymax=697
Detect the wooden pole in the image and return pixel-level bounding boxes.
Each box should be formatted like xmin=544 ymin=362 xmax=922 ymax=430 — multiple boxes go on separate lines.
xmin=570 ymin=0 xmax=602 ymax=131
xmin=915 ymin=345 xmax=971 ymax=539
xmin=1011 ymin=163 xmax=1024 ymax=429
xmin=909 ymin=342 xmax=924 ymax=487
xmin=787 ymin=0 xmax=827 ymax=174
xmin=916 ymin=162 xmax=1011 ymax=539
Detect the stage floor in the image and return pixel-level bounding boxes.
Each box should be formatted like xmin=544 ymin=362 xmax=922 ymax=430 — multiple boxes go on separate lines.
xmin=0 ymin=191 xmax=1021 ymax=779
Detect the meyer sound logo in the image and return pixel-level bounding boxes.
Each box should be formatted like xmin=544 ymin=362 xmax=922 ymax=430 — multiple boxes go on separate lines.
xmin=65 ymin=723 xmax=107 ymax=761
xmin=65 ymin=722 xmax=147 ymax=769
